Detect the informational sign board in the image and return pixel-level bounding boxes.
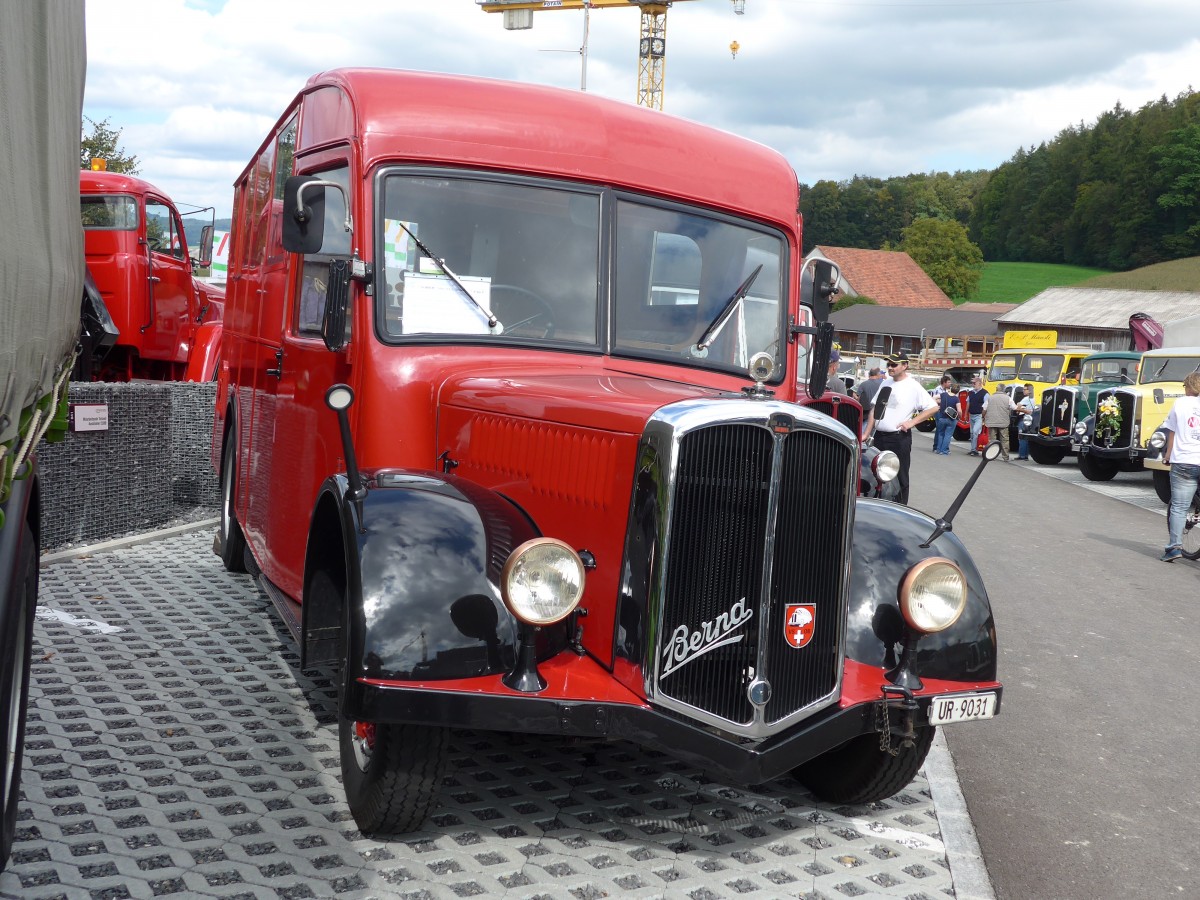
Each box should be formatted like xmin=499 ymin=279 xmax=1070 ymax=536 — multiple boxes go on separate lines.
xmin=70 ymin=403 xmax=109 ymax=432
xmin=1002 ymin=330 xmax=1057 ymax=349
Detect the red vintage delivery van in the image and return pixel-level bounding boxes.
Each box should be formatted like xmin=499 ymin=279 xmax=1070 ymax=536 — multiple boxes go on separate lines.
xmin=213 ymin=68 xmax=1001 ymax=835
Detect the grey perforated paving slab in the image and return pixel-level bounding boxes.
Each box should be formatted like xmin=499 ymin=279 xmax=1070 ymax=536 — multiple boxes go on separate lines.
xmin=2 ymin=529 xmax=965 ymax=899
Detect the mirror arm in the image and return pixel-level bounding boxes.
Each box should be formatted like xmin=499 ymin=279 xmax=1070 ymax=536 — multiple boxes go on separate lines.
xmin=294 ymin=179 xmax=353 ymax=235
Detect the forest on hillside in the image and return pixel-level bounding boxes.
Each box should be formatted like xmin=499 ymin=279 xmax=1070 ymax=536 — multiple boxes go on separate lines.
xmin=800 ymin=89 xmax=1200 ymax=273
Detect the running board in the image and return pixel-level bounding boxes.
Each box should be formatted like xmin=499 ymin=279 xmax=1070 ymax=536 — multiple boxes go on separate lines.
xmin=256 ymin=572 xmax=303 ymax=645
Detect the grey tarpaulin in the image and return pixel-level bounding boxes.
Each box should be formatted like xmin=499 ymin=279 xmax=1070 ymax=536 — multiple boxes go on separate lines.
xmin=0 ymin=0 xmax=86 ymax=448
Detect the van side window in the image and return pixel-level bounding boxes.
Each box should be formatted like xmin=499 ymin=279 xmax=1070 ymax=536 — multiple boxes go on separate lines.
xmin=146 ymin=199 xmax=184 ymax=259
xmin=296 ymin=165 xmax=352 ymax=335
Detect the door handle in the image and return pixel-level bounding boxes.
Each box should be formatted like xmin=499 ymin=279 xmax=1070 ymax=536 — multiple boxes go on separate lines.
xmin=266 ymin=348 xmax=283 ymax=377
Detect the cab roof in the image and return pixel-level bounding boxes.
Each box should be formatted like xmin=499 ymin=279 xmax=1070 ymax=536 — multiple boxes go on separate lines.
xmin=79 ymin=169 xmax=166 ymax=198
xmin=263 ymin=68 xmax=800 ymax=229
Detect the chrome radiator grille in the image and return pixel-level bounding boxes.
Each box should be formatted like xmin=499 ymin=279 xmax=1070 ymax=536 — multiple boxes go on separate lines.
xmin=651 ymin=413 xmax=855 ymax=734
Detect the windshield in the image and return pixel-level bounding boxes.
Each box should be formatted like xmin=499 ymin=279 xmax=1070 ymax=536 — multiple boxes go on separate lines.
xmin=612 ymin=199 xmax=785 ymax=377
xmin=986 ymin=353 xmax=1020 ymax=381
xmin=377 ymin=174 xmax=600 ymax=344
xmin=1140 ymin=356 xmax=1200 ymax=384
xmin=81 ymin=194 xmax=137 ymax=230
xmin=375 ymin=172 xmax=787 ymax=378
xmin=1081 ymin=358 xmax=1136 ymax=384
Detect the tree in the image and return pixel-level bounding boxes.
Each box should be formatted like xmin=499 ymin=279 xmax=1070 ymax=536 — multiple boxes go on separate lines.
xmin=899 ymin=217 xmax=984 ymax=299
xmin=1152 ymin=122 xmax=1200 ymax=257
xmin=832 ymin=293 xmax=877 ymax=314
xmin=80 ymin=116 xmax=140 ymax=173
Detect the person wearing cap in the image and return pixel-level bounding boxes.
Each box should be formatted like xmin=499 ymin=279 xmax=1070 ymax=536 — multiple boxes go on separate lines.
xmin=865 ymin=351 xmax=937 ymax=505
xmin=826 ymin=349 xmax=848 ymax=395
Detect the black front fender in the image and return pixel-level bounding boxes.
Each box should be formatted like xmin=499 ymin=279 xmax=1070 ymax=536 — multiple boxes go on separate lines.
xmin=312 ymin=473 xmax=570 ymax=711
xmin=846 ymin=498 xmax=997 ymax=682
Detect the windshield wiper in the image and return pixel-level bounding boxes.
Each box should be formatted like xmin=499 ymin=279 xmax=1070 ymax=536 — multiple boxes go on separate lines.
xmin=696 ymin=264 xmax=763 ymax=351
xmin=391 ymin=220 xmax=498 ymax=329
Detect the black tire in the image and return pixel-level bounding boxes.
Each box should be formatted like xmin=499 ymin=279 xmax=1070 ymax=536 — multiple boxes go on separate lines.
xmin=1 ymin=522 xmax=37 ymax=872
xmin=217 ymin=428 xmax=247 ymax=572
xmin=1078 ymin=452 xmax=1119 ymax=482
xmin=336 ymin=572 xmax=448 ymax=834
xmin=1028 ymin=442 xmax=1066 ymax=466
xmin=1182 ymin=497 xmax=1200 ymax=561
xmin=793 ymin=726 xmax=935 ymax=805
xmin=1153 ymin=469 xmax=1172 ymax=505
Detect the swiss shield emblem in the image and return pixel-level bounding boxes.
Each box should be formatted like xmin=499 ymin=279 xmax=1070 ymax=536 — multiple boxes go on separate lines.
xmin=784 ymin=603 xmax=816 ymax=649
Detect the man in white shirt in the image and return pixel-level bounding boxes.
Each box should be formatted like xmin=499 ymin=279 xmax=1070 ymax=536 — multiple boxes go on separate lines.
xmin=865 ymin=351 xmax=938 ymax=505
xmin=1160 ymin=371 xmax=1200 ymax=562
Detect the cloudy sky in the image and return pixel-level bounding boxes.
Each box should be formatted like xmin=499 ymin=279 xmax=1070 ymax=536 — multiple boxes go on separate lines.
xmin=83 ymin=0 xmax=1199 ymax=221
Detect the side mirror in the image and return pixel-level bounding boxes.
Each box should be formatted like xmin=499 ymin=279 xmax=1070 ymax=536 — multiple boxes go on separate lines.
xmin=806 ymin=322 xmax=834 ymax=399
xmin=199 ymin=224 xmax=214 ymax=267
xmin=1153 ymin=388 xmax=1165 ymax=404
xmin=801 ymin=258 xmax=840 ymax=324
xmin=283 ymin=175 xmax=326 ymax=254
xmin=872 ymin=384 xmax=892 ymax=422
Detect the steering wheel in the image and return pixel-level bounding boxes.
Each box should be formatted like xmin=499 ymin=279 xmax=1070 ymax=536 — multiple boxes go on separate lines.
xmin=491 ymin=285 xmax=556 ymax=339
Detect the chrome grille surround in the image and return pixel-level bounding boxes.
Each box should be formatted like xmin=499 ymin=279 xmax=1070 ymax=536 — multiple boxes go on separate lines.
xmin=615 ymin=398 xmax=858 ymax=740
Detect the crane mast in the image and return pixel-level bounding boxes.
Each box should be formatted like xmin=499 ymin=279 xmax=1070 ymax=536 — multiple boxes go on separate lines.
xmin=477 ymin=0 xmax=714 ymax=110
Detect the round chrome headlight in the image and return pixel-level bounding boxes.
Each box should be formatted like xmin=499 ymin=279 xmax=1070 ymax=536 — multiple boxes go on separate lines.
xmin=1148 ymin=429 xmax=1168 ymax=451
xmin=1022 ymin=414 xmax=1033 ymax=428
xmin=1074 ymin=421 xmax=1088 ymax=437
xmin=898 ymin=558 xmax=966 ymax=634
xmin=501 ymin=538 xmax=585 ymax=626
xmin=872 ymin=450 xmax=900 ymax=483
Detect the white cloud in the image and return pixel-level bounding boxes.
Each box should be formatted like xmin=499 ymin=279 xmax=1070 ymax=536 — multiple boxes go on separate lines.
xmin=82 ymin=0 xmax=1200 ymax=218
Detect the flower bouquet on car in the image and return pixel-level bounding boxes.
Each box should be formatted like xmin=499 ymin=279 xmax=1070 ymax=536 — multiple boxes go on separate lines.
xmin=1097 ymin=395 xmax=1121 ymax=445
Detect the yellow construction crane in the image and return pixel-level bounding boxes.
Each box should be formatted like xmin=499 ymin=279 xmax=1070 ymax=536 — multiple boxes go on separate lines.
xmin=477 ymin=0 xmax=726 ymax=111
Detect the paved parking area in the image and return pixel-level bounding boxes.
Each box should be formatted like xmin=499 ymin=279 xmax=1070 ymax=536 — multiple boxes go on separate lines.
xmin=1 ymin=528 xmax=982 ymax=900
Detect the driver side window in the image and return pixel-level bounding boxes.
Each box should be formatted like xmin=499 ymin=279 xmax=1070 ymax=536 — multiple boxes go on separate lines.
xmin=146 ymin=199 xmax=184 ymax=259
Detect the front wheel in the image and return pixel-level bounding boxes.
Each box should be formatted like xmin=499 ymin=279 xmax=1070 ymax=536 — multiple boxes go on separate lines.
xmin=792 ymin=726 xmax=935 ymax=805
xmin=1078 ymin=452 xmax=1119 ymax=482
xmin=339 ymin=711 xmax=449 ymax=834
xmin=1 ymin=522 xmax=37 ymax=872
xmin=1029 ymin=442 xmax=1067 ymax=466
xmin=336 ymin=571 xmax=448 ymax=834
xmin=1153 ymin=469 xmax=1172 ymax=505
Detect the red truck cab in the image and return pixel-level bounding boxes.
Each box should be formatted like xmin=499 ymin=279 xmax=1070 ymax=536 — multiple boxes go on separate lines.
xmin=213 ymin=68 xmax=1001 ymax=835
xmin=80 ymin=169 xmax=224 ymax=380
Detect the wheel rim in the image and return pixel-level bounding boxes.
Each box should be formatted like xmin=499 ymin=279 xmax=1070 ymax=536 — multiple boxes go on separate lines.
xmin=3 ymin=598 xmax=28 ymax=810
xmin=350 ymin=721 xmax=376 ymax=772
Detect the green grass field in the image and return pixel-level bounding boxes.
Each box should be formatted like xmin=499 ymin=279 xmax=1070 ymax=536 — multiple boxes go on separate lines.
xmin=1076 ymin=257 xmax=1200 ymax=291
xmin=962 ymin=262 xmax=1112 ymax=304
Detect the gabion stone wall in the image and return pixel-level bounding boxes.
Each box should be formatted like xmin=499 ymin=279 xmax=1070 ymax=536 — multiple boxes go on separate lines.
xmin=38 ymin=382 xmax=219 ymax=550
